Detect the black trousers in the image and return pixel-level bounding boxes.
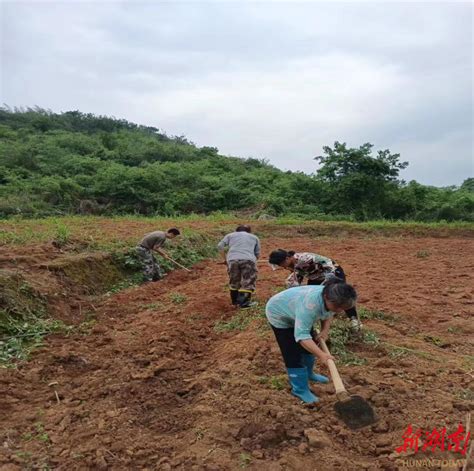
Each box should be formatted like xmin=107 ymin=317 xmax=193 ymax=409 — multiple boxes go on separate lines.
xmin=307 ymin=266 xmax=358 ymax=320
xmin=271 ymin=325 xmax=314 ymax=368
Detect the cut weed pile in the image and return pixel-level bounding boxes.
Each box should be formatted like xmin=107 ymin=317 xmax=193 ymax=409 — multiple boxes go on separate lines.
xmin=328 ymin=317 xmax=381 ymax=366
xmin=0 ymin=271 xmax=68 ymax=365
xmin=0 ymin=220 xmax=473 ymax=470
xmin=214 ymin=305 xmax=267 ymax=333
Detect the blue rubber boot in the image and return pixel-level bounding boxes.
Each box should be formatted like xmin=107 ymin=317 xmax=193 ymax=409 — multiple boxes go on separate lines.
xmin=302 ymin=354 xmax=329 ymax=384
xmin=287 ymin=368 xmax=319 ymax=403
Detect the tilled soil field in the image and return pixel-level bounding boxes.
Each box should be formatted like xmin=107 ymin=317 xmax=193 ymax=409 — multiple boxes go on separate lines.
xmin=1 ymin=236 xmax=473 ymax=470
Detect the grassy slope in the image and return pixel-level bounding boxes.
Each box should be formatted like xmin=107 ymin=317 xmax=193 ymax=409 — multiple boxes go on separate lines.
xmin=1 ymin=214 xmax=473 ymax=248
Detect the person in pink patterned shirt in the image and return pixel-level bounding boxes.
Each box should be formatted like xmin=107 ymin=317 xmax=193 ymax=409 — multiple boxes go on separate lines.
xmin=268 ymin=249 xmax=362 ymax=332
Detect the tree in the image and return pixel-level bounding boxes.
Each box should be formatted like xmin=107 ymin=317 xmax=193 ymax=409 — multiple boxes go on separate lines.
xmin=460 ymin=178 xmax=474 ymax=193
xmin=314 ymin=142 xmax=408 ymax=219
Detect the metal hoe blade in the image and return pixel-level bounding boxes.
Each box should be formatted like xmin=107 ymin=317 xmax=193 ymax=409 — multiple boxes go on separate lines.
xmin=334 ymin=395 xmax=377 ymax=430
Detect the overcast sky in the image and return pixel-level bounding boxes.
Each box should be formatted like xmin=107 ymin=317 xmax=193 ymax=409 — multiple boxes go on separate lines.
xmin=1 ymin=1 xmax=472 ymax=186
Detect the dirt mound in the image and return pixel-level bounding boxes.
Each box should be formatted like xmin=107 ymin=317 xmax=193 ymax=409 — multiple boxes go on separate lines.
xmin=41 ymin=252 xmax=124 ymax=295
xmin=0 ymin=270 xmax=47 ymax=321
xmin=0 ymin=236 xmax=473 ymax=470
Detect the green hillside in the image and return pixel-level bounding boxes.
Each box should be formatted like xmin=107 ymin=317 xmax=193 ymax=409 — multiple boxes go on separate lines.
xmin=0 ymin=107 xmax=472 ymax=221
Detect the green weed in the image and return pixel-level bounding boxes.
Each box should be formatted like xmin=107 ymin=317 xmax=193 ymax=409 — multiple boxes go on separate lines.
xmin=35 ymin=422 xmax=50 ymax=443
xmin=362 ymin=330 xmax=381 ymax=346
xmin=387 ymin=345 xmax=411 ymax=359
xmin=456 ymin=388 xmax=474 ymax=401
xmin=14 ymin=451 xmax=32 ymax=462
xmin=258 ymin=375 xmax=287 ymax=390
xmin=328 ymin=319 xmax=367 ymax=366
xmin=0 ymin=313 xmax=69 ymax=367
xmin=214 ymin=306 xmax=265 ymax=333
xmin=106 ymin=273 xmax=143 ymax=294
xmin=112 ymin=249 xmax=143 ymax=271
xmin=272 ymin=286 xmax=287 ymax=294
xmin=423 ymin=335 xmax=446 ymax=347
xmin=141 ymin=302 xmax=161 ymax=310
xmin=21 ymin=423 xmax=50 ymax=446
xmin=52 ymin=220 xmax=71 ymax=247
xmin=22 ymin=432 xmax=33 ymax=441
xmin=416 ymin=250 xmax=430 ymax=258
xmin=194 ymin=428 xmax=205 ymax=440
xmin=0 ymin=227 xmax=37 ymax=245
xmin=214 ymin=313 xmax=249 ymax=332
xmin=359 ymin=307 xmax=395 ymax=322
xmin=169 ymin=292 xmax=187 ymax=304
xmin=187 ymin=312 xmax=203 ymax=322
xmin=462 ymin=355 xmax=474 ymax=372
xmin=447 ymin=326 xmax=463 ymax=334
xmin=239 ymin=453 xmax=252 ymax=468
xmin=383 ymin=342 xmax=434 ymax=361
xmin=76 ymin=319 xmax=96 ymax=334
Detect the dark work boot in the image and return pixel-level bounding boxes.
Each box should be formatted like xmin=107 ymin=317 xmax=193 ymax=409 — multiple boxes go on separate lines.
xmin=230 ymin=290 xmax=239 ymax=306
xmin=238 ymin=292 xmax=257 ymax=309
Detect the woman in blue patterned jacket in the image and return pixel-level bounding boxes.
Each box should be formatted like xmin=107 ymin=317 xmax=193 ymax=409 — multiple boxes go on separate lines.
xmin=265 ymin=278 xmax=357 ymax=404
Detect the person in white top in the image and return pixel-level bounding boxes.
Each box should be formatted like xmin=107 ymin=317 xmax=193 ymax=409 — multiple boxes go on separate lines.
xmin=217 ymin=225 xmax=260 ymax=308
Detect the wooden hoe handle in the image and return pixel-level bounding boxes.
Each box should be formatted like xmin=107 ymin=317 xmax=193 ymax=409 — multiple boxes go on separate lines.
xmin=319 ymin=338 xmax=347 ymax=397
xmin=164 ymin=255 xmax=191 ymax=272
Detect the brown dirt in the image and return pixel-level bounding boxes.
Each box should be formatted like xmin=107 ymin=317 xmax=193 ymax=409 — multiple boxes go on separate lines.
xmin=1 ymin=236 xmax=473 ymax=470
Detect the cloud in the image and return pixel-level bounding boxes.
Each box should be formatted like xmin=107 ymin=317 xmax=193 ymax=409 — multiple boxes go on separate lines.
xmin=1 ymin=0 xmax=472 ymax=186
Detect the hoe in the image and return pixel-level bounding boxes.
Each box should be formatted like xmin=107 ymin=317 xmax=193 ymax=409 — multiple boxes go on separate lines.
xmin=320 ymin=338 xmax=377 ymax=430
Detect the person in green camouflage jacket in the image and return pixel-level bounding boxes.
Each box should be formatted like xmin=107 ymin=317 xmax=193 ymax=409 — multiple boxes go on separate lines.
xmin=136 ymin=228 xmax=180 ymax=282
